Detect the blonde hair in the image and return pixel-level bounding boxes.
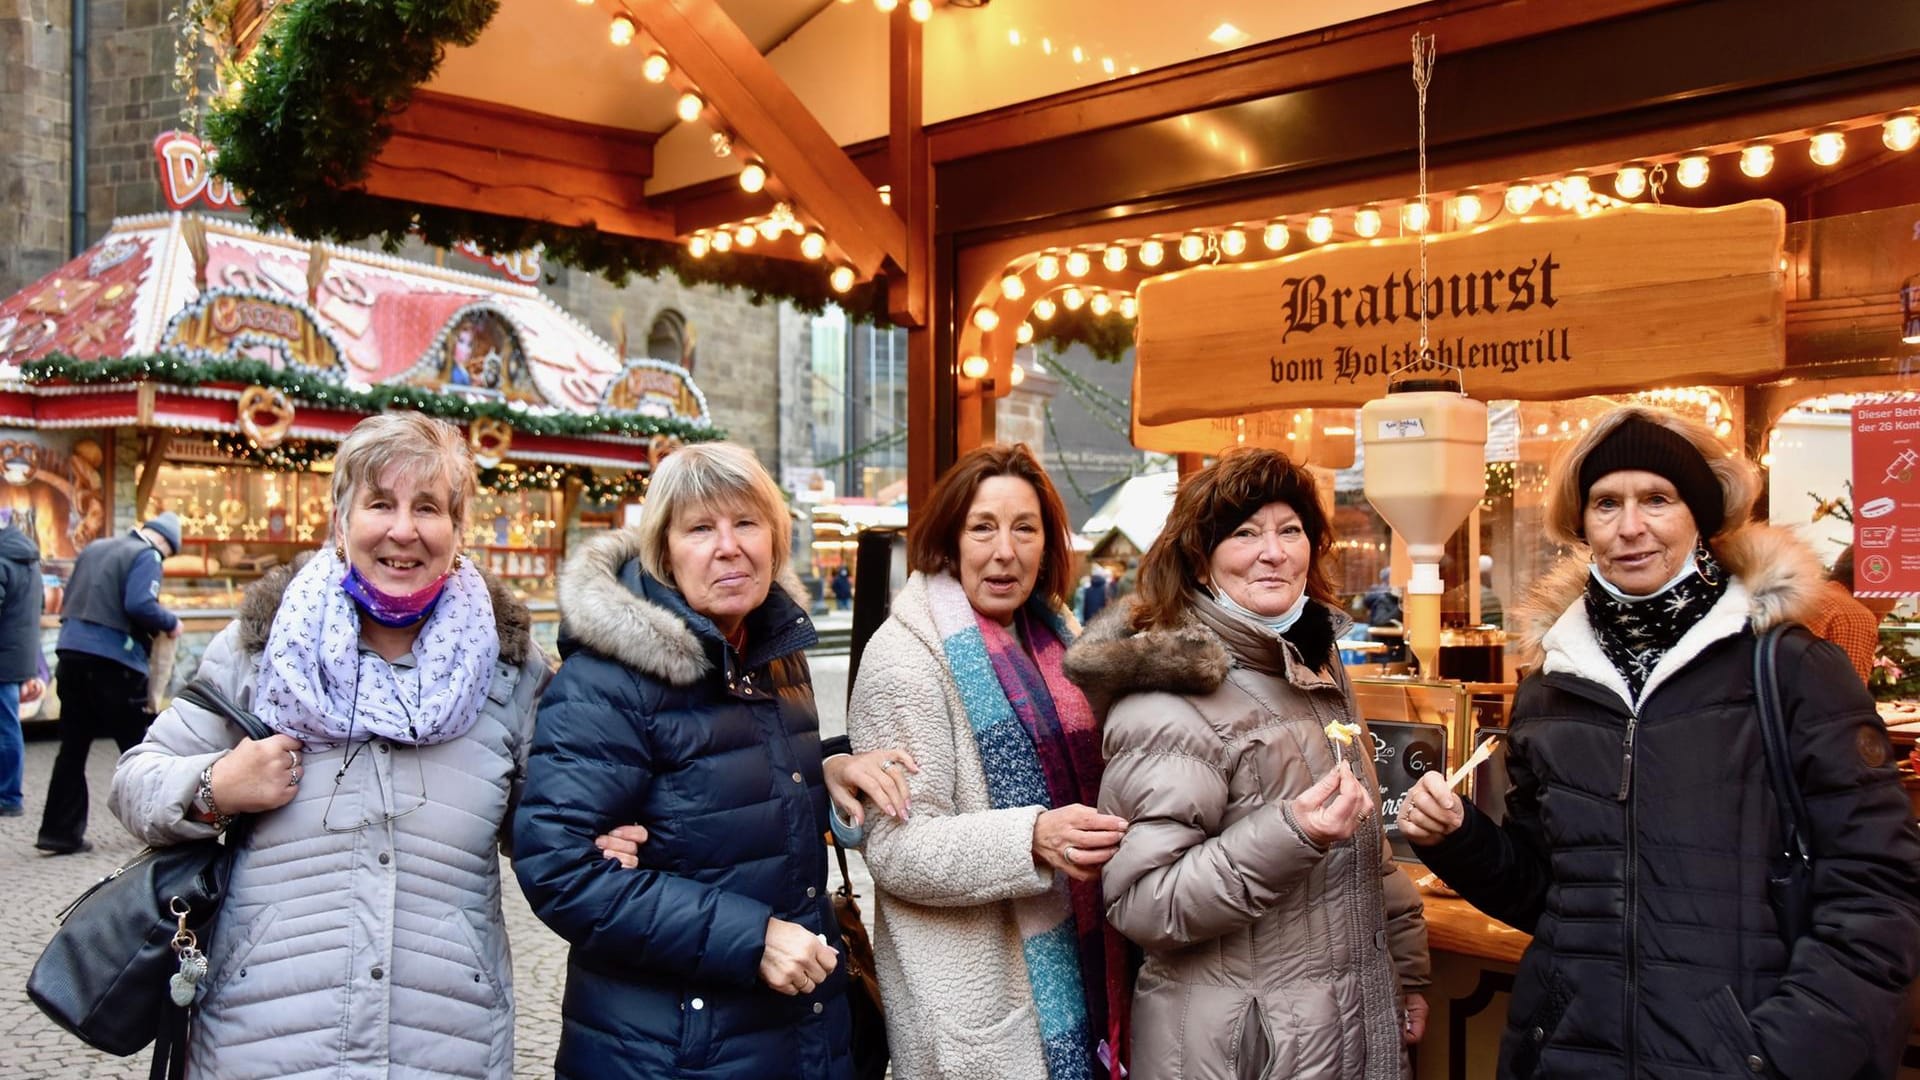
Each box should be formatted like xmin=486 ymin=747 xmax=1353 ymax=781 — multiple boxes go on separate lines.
xmin=1544 ymin=405 xmax=1757 ymax=547
xmin=635 ymin=443 xmax=791 ymax=586
xmin=329 ymin=413 xmax=475 ymax=540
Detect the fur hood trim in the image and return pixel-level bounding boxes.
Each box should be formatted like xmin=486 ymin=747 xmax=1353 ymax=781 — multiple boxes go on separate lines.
xmin=1510 ymin=523 xmax=1824 ymax=665
xmin=1062 ymin=596 xmax=1234 ymax=718
xmin=237 ymin=552 xmax=532 ymax=666
xmin=554 ymin=527 xmax=808 ymax=686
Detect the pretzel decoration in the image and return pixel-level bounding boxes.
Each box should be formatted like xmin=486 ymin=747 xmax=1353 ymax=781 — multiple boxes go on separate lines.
xmin=470 ymin=417 xmax=513 ymax=469
xmin=237 ymin=384 xmax=295 ymax=448
xmin=648 ymin=434 xmax=683 ymax=467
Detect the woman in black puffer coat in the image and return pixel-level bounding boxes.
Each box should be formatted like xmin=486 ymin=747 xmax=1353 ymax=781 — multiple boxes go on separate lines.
xmin=513 ymin=443 xmax=910 ymax=1080
xmin=1398 ymin=407 xmax=1920 ymax=1080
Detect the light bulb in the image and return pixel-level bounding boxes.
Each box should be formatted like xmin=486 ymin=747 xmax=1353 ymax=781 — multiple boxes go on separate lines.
xmin=1015 ymin=321 xmax=1034 ymax=344
xmin=1402 ymin=202 xmax=1430 ymax=232
xmin=1613 ymin=167 xmax=1646 ymax=199
xmin=1262 ymin=222 xmax=1289 ymax=250
xmin=1102 ymin=245 xmax=1127 ymax=272
xmin=1009 ymin=363 xmax=1026 ymax=387
xmin=1137 ymin=240 xmax=1165 ymax=267
xmin=609 ymin=15 xmax=636 ymax=46
xmin=829 ymin=266 xmax=855 ymax=293
xmin=1064 ymin=251 xmax=1091 ymax=278
xmin=1353 ymin=207 xmax=1381 ymax=238
xmin=1675 ymin=155 xmax=1709 ymax=188
xmin=1089 ymin=292 xmax=1113 ymax=317
xmin=1000 ymin=274 xmax=1026 ymax=301
xmin=874 ymin=0 xmax=898 ymax=11
xmin=909 ymin=0 xmax=932 ymax=20
xmin=960 ymin=355 xmax=990 ymax=379
xmin=1035 ymin=254 xmax=1060 ymax=281
xmin=710 ymin=229 xmax=732 ymax=253
xmin=1061 ymin=287 xmax=1085 ymax=311
xmin=800 ymin=232 xmax=826 ymax=260
xmin=1118 ymin=295 xmax=1137 ymax=319
xmin=757 ymin=217 xmax=783 ymax=240
xmin=1809 ymin=130 xmax=1845 ymax=167
xmin=1305 ymin=215 xmax=1333 ymax=244
xmin=1504 ymin=184 xmax=1540 ymax=214
xmin=971 ymin=307 xmax=1000 ymax=332
xmin=1883 ymin=115 xmax=1920 ymax=152
xmin=642 ymin=52 xmax=670 ymax=83
xmin=1219 ymin=229 xmax=1247 ymax=256
xmin=1738 ymin=144 xmax=1774 ymax=178
xmin=1561 ymin=174 xmax=1591 ymax=202
xmin=1177 ymin=234 xmax=1204 ymax=261
xmin=738 ymin=162 xmax=767 ymax=193
xmin=687 ymin=234 xmax=710 ymax=258
xmin=1032 ymin=298 xmax=1057 ymax=321
xmin=734 ymin=225 xmax=757 ymax=248
xmin=676 ymin=93 xmax=704 ymax=123
xmin=1454 ymin=193 xmax=1484 ymax=223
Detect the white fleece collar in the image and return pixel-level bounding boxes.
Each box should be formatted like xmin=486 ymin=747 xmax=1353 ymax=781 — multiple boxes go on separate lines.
xmin=1540 ymin=577 xmax=1753 ymax=713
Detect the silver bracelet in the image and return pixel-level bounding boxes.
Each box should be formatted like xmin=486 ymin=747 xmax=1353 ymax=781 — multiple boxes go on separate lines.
xmin=195 ymin=754 xmax=233 ymax=830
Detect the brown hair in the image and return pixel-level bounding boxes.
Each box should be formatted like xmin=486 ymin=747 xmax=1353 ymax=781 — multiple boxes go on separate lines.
xmin=1131 ymin=448 xmax=1335 ymax=631
xmin=908 ymin=443 xmax=1075 ymax=611
xmin=1544 ymin=405 xmax=1756 ymax=548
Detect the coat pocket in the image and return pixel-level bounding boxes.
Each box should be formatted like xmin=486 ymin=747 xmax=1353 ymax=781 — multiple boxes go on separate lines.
xmin=1233 ymin=997 xmax=1278 ymax=1080
xmin=1507 ymin=970 xmax=1573 ymax=1080
xmin=1701 ymin=985 xmax=1773 ymax=1077
xmin=676 ymin=988 xmax=715 ymax=1071
xmin=202 ymin=903 xmax=280 ymax=1001
xmin=928 ymin=1001 xmax=1037 ymax=1077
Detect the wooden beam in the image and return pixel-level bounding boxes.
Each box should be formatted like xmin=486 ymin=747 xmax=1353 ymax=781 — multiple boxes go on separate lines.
xmin=134 ymin=431 xmax=171 ymax=520
xmin=631 ymin=0 xmax=906 ymax=278
xmin=886 ymin=6 xmax=929 ymax=329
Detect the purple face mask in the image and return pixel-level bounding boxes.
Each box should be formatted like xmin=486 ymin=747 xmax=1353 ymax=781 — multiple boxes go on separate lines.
xmin=341 ymin=562 xmax=453 ymax=628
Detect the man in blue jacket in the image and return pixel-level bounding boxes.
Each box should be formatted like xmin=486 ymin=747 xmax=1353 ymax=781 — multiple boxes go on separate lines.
xmin=0 ymin=512 xmax=47 ymax=817
xmin=35 ymin=512 xmax=182 ymax=854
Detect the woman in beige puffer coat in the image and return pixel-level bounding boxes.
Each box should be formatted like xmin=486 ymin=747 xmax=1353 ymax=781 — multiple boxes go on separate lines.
xmin=1066 ymin=448 xmax=1429 ymax=1080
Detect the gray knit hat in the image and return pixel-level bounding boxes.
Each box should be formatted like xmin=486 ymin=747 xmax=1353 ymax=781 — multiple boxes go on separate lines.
xmin=143 ymin=512 xmax=182 ymax=555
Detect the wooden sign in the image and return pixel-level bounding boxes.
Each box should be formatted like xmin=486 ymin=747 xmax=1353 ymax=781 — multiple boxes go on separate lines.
xmin=162 ymin=289 xmax=344 ymax=374
xmin=1134 ymin=201 xmax=1785 ymax=425
xmin=602 ymin=359 xmax=710 ymax=424
xmin=153 ymin=131 xmax=244 ymax=211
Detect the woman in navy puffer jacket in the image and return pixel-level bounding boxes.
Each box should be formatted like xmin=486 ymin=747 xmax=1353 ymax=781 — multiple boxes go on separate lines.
xmin=513 ymin=443 xmax=911 ymax=1080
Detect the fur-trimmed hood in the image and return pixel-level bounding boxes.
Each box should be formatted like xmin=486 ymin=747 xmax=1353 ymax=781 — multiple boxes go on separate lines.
xmin=1063 ymin=593 xmax=1352 ymax=717
xmin=1510 ymin=523 xmax=1824 ymax=665
xmin=554 ymin=526 xmax=811 ymax=686
xmin=237 ymin=551 xmax=533 ymax=665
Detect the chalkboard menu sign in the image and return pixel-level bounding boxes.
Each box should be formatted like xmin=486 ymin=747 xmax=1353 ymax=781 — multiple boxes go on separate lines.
xmin=1365 ymin=720 xmax=1450 ymax=859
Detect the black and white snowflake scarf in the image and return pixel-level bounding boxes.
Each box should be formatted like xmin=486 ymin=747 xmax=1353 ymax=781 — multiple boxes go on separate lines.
xmin=1583 ymin=546 xmax=1729 ymax=700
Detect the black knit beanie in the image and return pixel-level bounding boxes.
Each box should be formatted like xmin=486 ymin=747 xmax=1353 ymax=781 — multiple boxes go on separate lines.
xmin=1576 ymin=417 xmax=1725 ymax=537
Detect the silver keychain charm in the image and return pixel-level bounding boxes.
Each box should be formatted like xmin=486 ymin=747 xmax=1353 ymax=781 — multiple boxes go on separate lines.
xmin=167 ymin=897 xmax=209 ymax=1007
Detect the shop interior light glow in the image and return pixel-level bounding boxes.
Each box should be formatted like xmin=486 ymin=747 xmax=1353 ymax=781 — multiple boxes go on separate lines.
xmin=1305 ymin=215 xmax=1334 ymax=244
xmin=1739 ymin=144 xmax=1775 ymax=178
xmin=1675 ymin=155 xmax=1710 ymax=188
xmin=1504 ymin=184 xmax=1540 ymax=214
xmin=1809 ymin=130 xmax=1846 ymax=166
xmin=1883 ymin=115 xmax=1920 ymax=152
xmin=1612 ymin=167 xmax=1647 ymax=199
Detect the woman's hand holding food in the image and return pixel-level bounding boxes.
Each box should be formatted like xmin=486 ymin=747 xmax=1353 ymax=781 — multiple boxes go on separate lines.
xmin=208 ymin=732 xmax=307 ymax=813
xmin=1289 ymin=760 xmax=1372 ymax=849
xmin=1032 ymin=803 xmax=1129 ymax=882
xmin=759 ymin=916 xmax=838 ymax=995
xmin=1394 ymin=770 xmax=1466 ymax=845
xmin=825 ymin=748 xmax=921 ymax=825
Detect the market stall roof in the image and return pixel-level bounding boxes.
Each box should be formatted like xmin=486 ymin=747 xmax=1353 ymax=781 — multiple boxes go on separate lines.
xmin=0 ymin=212 xmax=713 ymax=469
xmin=1078 ymin=471 xmax=1178 ymax=553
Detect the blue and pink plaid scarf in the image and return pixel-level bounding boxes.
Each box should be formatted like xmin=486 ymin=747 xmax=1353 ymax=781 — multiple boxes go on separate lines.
xmin=926 ymin=571 xmax=1125 ymax=1080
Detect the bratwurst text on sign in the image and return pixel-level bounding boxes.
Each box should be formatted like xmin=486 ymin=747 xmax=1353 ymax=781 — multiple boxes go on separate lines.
xmin=1133 ymin=201 xmax=1785 ymax=424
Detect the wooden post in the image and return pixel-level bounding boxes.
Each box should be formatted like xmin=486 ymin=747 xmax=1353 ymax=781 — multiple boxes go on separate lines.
xmin=133 ymin=431 xmax=171 ymax=519
xmin=1177 ymin=452 xmax=1205 ymax=478
xmin=889 ymin=4 xmax=938 ymax=514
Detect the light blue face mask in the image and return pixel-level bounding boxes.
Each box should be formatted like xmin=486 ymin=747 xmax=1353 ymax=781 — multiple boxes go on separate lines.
xmin=1213 ymin=581 xmax=1311 ymax=634
xmin=1588 ymin=554 xmax=1698 ymax=603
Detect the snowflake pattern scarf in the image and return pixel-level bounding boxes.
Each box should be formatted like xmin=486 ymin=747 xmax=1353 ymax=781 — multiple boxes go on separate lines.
xmin=1583 ymin=546 xmax=1728 ymax=700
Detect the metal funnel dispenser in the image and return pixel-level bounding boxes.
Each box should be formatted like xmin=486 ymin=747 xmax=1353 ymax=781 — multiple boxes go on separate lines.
xmin=1360 ymin=383 xmax=1487 ymax=679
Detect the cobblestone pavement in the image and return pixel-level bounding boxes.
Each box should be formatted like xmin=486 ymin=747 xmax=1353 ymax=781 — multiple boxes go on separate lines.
xmin=0 ymin=654 xmax=872 ymax=1078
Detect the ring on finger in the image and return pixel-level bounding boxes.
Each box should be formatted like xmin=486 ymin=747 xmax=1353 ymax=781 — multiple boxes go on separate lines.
xmin=881 ymin=759 xmax=901 ymax=771
xmin=286 ymin=748 xmax=301 ymax=770
xmin=1064 ymin=844 xmax=1077 ymax=864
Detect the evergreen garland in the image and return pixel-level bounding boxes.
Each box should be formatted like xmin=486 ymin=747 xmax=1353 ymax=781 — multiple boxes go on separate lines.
xmin=23 ymin=353 xmax=724 ymax=442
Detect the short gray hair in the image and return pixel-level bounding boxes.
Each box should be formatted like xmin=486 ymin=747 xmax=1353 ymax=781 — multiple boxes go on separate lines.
xmin=636 ymin=443 xmax=790 ymax=586
xmin=329 ymin=413 xmax=476 ymax=540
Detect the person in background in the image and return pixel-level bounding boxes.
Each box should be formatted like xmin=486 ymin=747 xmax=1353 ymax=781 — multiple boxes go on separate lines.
xmin=1364 ymin=568 xmax=1402 ymax=627
xmin=1807 ymin=546 xmax=1889 ymax=682
xmin=1069 ymin=447 xmax=1428 ymax=1079
xmin=1081 ymin=562 xmax=1111 ymax=624
xmin=1478 ymin=554 xmax=1505 ymax=628
xmin=833 ymin=564 xmax=854 ymax=612
xmin=0 ymin=511 xmax=47 ymax=817
xmin=1398 ymin=406 xmax=1920 ymax=1079
xmin=112 ymin=412 xmax=550 ymax=1077
xmin=514 ymin=442 xmax=911 ymax=1080
xmin=847 ymin=443 xmax=1129 ymax=1080
xmin=37 ymin=511 xmax=182 ymax=854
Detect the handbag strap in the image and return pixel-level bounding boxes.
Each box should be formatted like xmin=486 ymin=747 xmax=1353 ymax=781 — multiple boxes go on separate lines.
xmin=828 ymin=829 xmax=855 ymax=899
xmin=1753 ymin=625 xmax=1812 ymax=868
xmin=174 ymin=678 xmax=273 ymax=742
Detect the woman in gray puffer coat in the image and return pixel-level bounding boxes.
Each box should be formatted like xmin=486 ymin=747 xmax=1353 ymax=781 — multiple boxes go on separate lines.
xmin=1066 ymin=448 xmax=1429 ymax=1080
xmin=110 ymin=414 xmax=549 ymax=1079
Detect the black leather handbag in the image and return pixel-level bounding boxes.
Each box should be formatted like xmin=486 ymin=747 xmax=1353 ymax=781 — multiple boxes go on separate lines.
xmin=1753 ymin=625 xmax=1814 ymax=943
xmin=26 ymin=678 xmax=271 ymax=1075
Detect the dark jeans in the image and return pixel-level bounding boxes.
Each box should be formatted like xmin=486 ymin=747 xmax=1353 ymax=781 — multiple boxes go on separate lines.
xmin=36 ymin=653 xmax=150 ymax=851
